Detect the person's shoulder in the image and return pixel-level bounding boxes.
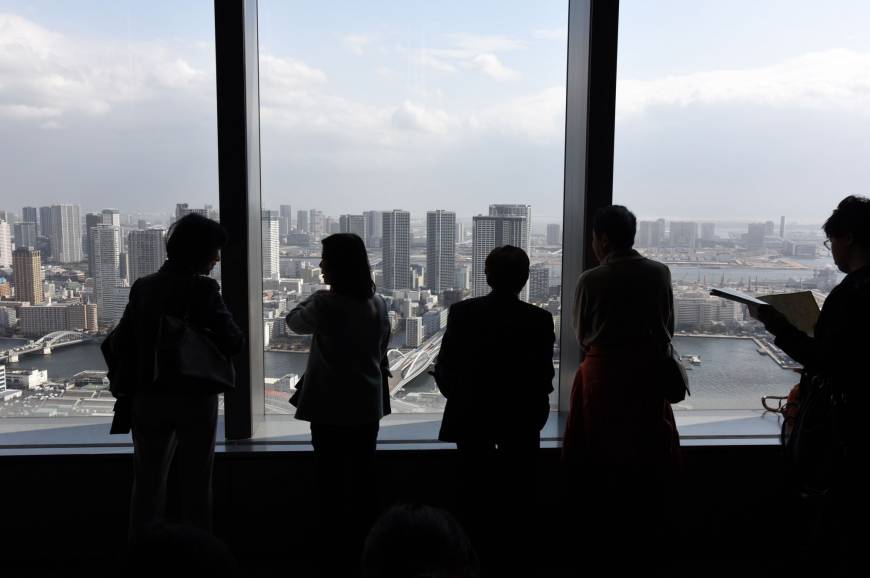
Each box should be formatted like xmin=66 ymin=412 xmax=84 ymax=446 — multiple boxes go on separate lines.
xmin=449 ymin=296 xmax=485 ymax=314
xmin=517 ymin=300 xmax=554 ymax=323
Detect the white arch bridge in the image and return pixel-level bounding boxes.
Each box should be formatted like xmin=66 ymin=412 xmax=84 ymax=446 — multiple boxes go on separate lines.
xmin=0 ymin=331 xmax=93 ymax=362
xmin=386 ymin=330 xmax=444 ymax=394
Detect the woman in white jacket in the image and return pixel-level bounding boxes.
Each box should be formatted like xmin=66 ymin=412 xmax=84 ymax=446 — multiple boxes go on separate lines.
xmin=286 ymin=232 xmax=391 ymax=572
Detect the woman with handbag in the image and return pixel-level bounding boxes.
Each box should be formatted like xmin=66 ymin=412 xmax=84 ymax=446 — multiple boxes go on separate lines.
xmin=285 ymin=232 xmax=392 ymax=575
xmin=109 ymin=213 xmax=243 ymax=539
xmin=748 ymin=195 xmax=870 ymax=576
xmin=562 ymin=205 xmax=681 ymax=574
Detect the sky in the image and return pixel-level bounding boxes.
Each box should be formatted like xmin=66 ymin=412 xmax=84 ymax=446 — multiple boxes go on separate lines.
xmin=0 ymin=0 xmax=868 ymax=223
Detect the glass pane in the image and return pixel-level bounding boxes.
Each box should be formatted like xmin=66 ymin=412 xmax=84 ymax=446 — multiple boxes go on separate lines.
xmin=614 ymin=1 xmax=864 ymax=410
xmin=259 ymin=0 xmax=568 ymax=415
xmin=0 ymin=1 xmax=219 ymax=417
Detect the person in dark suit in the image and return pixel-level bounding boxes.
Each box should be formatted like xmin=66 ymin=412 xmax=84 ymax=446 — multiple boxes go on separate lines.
xmin=434 ymin=244 xmax=555 ymax=573
xmin=103 ymin=214 xmax=243 ymax=539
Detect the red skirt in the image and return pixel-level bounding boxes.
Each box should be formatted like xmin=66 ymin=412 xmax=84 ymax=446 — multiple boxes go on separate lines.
xmin=563 ymin=345 xmax=681 ymax=468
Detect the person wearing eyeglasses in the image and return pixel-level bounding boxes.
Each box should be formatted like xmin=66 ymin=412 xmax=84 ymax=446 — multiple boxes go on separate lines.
xmin=747 ymin=195 xmax=870 ymax=576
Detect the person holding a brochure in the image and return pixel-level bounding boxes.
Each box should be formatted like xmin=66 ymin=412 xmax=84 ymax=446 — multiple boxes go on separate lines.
xmin=563 ymin=205 xmax=680 ymax=574
xmin=748 ymin=195 xmax=870 ymax=576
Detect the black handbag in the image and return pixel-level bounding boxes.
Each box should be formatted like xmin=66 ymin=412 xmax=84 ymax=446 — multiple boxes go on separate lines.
xmin=153 ymin=277 xmax=236 ymax=392
xmin=661 ymin=342 xmax=690 ymax=404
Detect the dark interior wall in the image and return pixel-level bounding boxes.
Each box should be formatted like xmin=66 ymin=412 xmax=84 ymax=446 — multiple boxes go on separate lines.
xmin=1 ymin=445 xmax=793 ymax=574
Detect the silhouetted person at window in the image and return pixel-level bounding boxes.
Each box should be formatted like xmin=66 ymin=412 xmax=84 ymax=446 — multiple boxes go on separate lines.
xmin=286 ymin=233 xmax=391 ymax=577
xmin=434 ymin=245 xmax=555 ymax=574
xmin=748 ymin=195 xmax=870 ymax=577
xmin=362 ymin=503 xmax=480 ymax=578
xmin=562 ymin=205 xmax=680 ymax=574
xmin=104 ymin=214 xmax=243 ymax=540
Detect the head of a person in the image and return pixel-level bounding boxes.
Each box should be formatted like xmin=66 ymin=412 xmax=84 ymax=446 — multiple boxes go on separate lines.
xmin=165 ymin=214 xmax=227 ymax=275
xmin=592 ymin=204 xmax=636 ymax=261
xmin=485 ymin=245 xmax=530 ymax=295
xmin=362 ymin=503 xmax=480 ymax=578
xmin=823 ymin=195 xmax=870 ymax=274
xmin=321 ymin=233 xmax=376 ymax=299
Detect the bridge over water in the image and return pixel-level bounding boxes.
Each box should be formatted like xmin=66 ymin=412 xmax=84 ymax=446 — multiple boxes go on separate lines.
xmin=0 ymin=331 xmax=94 ymax=363
xmin=386 ymin=330 xmax=444 ymax=394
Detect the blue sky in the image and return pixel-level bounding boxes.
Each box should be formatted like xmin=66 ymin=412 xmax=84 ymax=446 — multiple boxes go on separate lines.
xmin=0 ymin=0 xmax=868 ymax=224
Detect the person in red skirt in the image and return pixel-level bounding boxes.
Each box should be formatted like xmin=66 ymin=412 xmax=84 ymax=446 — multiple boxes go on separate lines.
xmin=563 ymin=205 xmax=681 ymax=575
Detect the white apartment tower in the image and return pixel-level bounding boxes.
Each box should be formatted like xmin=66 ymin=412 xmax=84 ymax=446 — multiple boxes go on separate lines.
xmin=472 ymin=215 xmax=528 ymax=298
xmin=50 ymin=204 xmax=83 ymax=263
xmin=128 ymin=228 xmax=166 ymax=284
xmin=262 ymin=210 xmax=280 ymax=280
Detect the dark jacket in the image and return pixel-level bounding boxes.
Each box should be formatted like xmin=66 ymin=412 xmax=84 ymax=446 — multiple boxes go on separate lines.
xmin=103 ymin=261 xmax=244 ymax=399
xmin=434 ymin=291 xmax=555 ymax=442
xmin=760 ymin=264 xmax=870 ymax=447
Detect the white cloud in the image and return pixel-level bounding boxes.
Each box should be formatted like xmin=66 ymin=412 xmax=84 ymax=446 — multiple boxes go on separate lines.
xmin=343 ymin=34 xmax=371 ymax=56
xmin=474 ymin=86 xmax=566 ymax=142
xmin=0 ymin=13 xmax=212 ymax=127
xmin=415 ymin=34 xmax=523 ymax=81
xmin=616 ymin=49 xmax=870 ymax=120
xmin=467 ymin=53 xmax=519 ymax=81
xmin=259 ymin=53 xmax=327 ymax=89
xmin=391 ymin=101 xmax=450 ymax=134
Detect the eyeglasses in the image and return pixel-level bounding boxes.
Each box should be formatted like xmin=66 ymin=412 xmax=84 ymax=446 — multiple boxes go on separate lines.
xmin=823 ymin=239 xmax=832 ymax=250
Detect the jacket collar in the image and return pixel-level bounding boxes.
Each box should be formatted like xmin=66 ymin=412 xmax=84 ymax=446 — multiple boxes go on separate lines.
xmin=601 ymin=248 xmax=643 ymax=265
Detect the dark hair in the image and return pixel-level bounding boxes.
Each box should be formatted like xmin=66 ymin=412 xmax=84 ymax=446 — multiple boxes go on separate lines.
xmin=592 ymin=205 xmax=637 ymax=250
xmin=823 ymin=195 xmax=870 ymax=248
xmin=362 ymin=503 xmax=480 ymax=578
xmin=165 ymin=214 xmax=227 ymax=270
xmin=322 ymin=233 xmax=375 ymax=299
xmin=485 ymin=245 xmax=530 ymax=294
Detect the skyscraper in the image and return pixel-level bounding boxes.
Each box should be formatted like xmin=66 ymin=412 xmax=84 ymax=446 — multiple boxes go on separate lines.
xmin=175 ymin=203 xmax=208 ymax=221
xmin=12 ymin=248 xmax=44 ymax=305
xmin=0 ymin=220 xmax=12 ymax=267
xmin=340 ymin=214 xmax=367 ymax=240
xmin=669 ymin=221 xmax=698 ymax=249
xmin=309 ymin=209 xmax=324 ymax=240
xmin=128 ymin=229 xmax=166 ymax=284
xmin=382 ymin=210 xmax=411 ymax=291
xmin=101 ymin=208 xmax=121 ymax=227
xmin=91 ymin=224 xmax=121 ymax=324
xmin=38 ymin=206 xmax=52 ymax=239
xmin=49 ymin=204 xmax=83 ymax=263
xmin=529 ymin=262 xmax=550 ymax=302
xmin=426 ymin=210 xmax=456 ymax=293
xmin=279 ymin=205 xmax=293 ymax=237
xmin=22 ymin=207 xmax=38 ymax=233
xmin=746 ymin=223 xmax=766 ymax=249
xmin=700 ymin=222 xmax=716 ymax=241
xmin=488 ymin=204 xmax=531 ymax=256
xmin=14 ymin=222 xmax=37 ymax=250
xmin=262 ymin=210 xmax=280 ymax=279
xmin=779 ymin=216 xmax=786 ymax=239
xmin=472 ymin=214 xmax=527 ymax=298
xmin=85 ymin=213 xmax=102 ymax=278
xmin=364 ymin=210 xmax=383 ymax=248
xmin=546 ymin=223 xmax=562 ymax=246
xmin=297 ymin=210 xmax=309 ymax=233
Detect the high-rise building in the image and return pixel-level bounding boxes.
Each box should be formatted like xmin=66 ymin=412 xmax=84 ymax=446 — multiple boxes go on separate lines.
xmin=405 ymin=316 xmax=423 ymax=348
xmin=636 ymin=219 xmax=666 ymax=248
xmin=669 ymin=221 xmax=698 ymax=248
xmin=309 ymin=209 xmax=324 ymax=240
xmin=746 ymin=223 xmax=766 ymax=249
xmin=339 ymin=214 xmax=367 ymax=240
xmin=779 ymin=216 xmax=786 ymax=239
xmin=14 ymin=222 xmax=37 ymax=249
xmin=546 ymin=223 xmax=562 ymax=246
xmin=175 ymin=203 xmax=208 ymax=221
xmin=700 ymin=222 xmax=716 ymax=241
xmin=488 ymin=204 xmax=531 ymax=256
xmin=118 ymin=252 xmax=129 ymax=282
xmin=22 ymin=207 xmax=38 ymax=233
xmin=91 ymin=224 xmax=121 ymax=324
xmin=296 ymin=210 xmax=309 ymax=233
xmin=472 ymin=214 xmax=527 ymax=298
xmin=382 ymin=210 xmax=411 ymax=291
xmin=529 ymin=263 xmax=550 ymax=303
xmin=84 ymin=213 xmax=102 ymax=278
xmin=426 ymin=210 xmax=456 ymax=293
xmin=764 ymin=220 xmax=776 ymax=236
xmin=12 ymin=248 xmax=44 ymax=305
xmin=0 ymin=220 xmax=12 ymax=267
xmin=262 ymin=210 xmax=280 ymax=279
xmin=101 ymin=209 xmax=121 ymax=227
xmin=279 ymin=204 xmax=293 ymax=237
xmin=128 ymin=229 xmax=166 ymax=284
xmin=364 ymin=210 xmax=383 ymax=248
xmin=49 ymin=204 xmax=83 ymax=263
xmin=38 ymin=206 xmax=52 ymax=239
